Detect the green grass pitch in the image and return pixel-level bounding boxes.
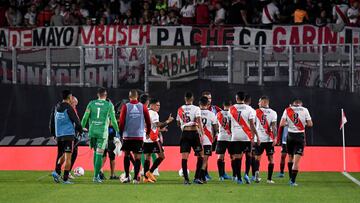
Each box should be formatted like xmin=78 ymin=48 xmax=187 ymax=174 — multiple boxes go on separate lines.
xmin=0 ymin=171 xmax=359 ymax=203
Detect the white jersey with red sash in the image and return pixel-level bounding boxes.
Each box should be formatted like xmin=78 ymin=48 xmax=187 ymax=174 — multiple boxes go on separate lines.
xmin=255 ymin=107 xmax=277 ymax=142
xmin=281 ymin=106 xmax=311 ymax=133
xmin=229 ymin=103 xmax=255 ymax=142
xmin=176 ymin=104 xmax=201 ymax=130
xmin=201 ymin=109 xmax=217 ymax=145
xmin=144 ymin=109 xmax=160 ymax=143
xmin=333 ymin=4 xmax=349 ymax=24
xmin=217 ymin=110 xmax=231 ymax=141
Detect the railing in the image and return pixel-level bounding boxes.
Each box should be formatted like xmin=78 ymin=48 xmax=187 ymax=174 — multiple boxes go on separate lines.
xmin=1 ymin=44 xmax=359 ymax=93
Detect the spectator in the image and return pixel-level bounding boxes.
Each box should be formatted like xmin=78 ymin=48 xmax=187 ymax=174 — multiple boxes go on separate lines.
xmin=120 ymin=0 xmax=132 ymax=15
xmin=155 ymin=0 xmax=168 ymax=11
xmin=195 ymin=0 xmax=210 ymax=25
xmin=5 ymin=6 xmax=22 ymax=27
xmin=214 ymin=1 xmax=225 ymax=25
xmin=85 ymin=17 xmax=93 ymax=25
xmin=0 ymin=3 xmax=8 ymax=27
xmin=79 ymin=3 xmax=90 ymax=24
xmin=347 ymin=0 xmax=359 ymax=26
xmin=316 ymin=9 xmax=329 ymax=27
xmin=293 ymin=2 xmax=309 ymax=24
xmin=168 ymin=0 xmax=181 ymax=11
xmin=168 ymin=10 xmax=179 ymax=25
xmin=143 ymin=10 xmax=152 ymax=24
xmin=152 ymin=10 xmax=160 ymax=25
xmin=305 ymin=0 xmax=319 ymax=23
xmin=123 ymin=9 xmax=137 ymax=25
xmin=50 ymin=7 xmax=64 ymax=26
xmin=333 ymin=0 xmax=349 ymax=24
xmin=261 ymin=0 xmax=280 ymax=25
xmin=227 ymin=0 xmax=248 ymax=25
xmin=158 ymin=9 xmax=169 ymax=25
xmin=37 ymin=5 xmax=53 ymax=26
xmin=24 ymin=4 xmax=37 ymax=27
xmin=99 ymin=17 xmax=106 ymax=25
xmin=180 ymin=0 xmax=195 ymax=25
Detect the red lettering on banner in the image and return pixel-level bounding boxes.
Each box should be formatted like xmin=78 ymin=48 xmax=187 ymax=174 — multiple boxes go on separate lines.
xmin=200 ymin=27 xmax=208 ymax=45
xmin=81 ymin=26 xmax=93 ymax=44
xmin=317 ymin=26 xmax=323 ymax=44
xmin=21 ymin=30 xmax=32 ymax=47
xmin=106 ymin=25 xmax=116 ymax=45
xmin=95 ymin=26 xmax=105 ymax=45
xmin=192 ymin=28 xmax=202 ymax=45
xmin=139 ymin=25 xmax=150 ymax=45
xmin=290 ymin=26 xmax=300 ymax=52
xmin=117 ymin=26 xmax=127 ymax=45
xmin=128 ymin=25 xmax=137 ymax=46
xmin=302 ymin=25 xmax=316 ymax=53
xmin=9 ymin=29 xmax=20 ymax=47
xmin=223 ymin=28 xmax=234 ymax=45
xmin=324 ymin=26 xmax=337 ymax=52
xmin=273 ymin=26 xmax=286 ymax=52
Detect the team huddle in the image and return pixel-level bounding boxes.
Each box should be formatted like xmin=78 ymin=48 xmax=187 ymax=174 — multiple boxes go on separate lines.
xmin=50 ymin=88 xmax=313 ymax=186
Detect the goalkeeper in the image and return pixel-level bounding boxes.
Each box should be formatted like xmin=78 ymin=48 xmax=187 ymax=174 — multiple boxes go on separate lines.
xmin=81 ymin=87 xmax=120 ymax=183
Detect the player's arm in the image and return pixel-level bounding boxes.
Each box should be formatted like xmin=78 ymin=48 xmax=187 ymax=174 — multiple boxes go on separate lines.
xmin=305 ymin=109 xmax=313 ymax=127
xmin=271 ymin=121 xmax=277 ymax=146
xmin=279 ymin=110 xmax=287 ymax=127
xmin=81 ymin=103 xmax=91 ymax=128
xmin=118 ymin=104 xmax=127 ymax=136
xmin=249 ymin=119 xmax=259 ymax=144
xmin=156 ymin=113 xmax=174 ymax=128
xmin=68 ymin=104 xmax=83 ymax=133
xmin=195 ymin=116 xmax=204 ymax=136
xmin=109 ymin=104 xmax=120 ymax=132
xmin=212 ymin=123 xmax=219 ymax=137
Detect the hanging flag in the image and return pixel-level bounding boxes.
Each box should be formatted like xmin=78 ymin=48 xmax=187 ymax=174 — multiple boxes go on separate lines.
xmin=340 ymin=109 xmax=348 ymax=130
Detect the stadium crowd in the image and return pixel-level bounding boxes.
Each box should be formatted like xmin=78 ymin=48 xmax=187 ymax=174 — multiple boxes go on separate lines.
xmin=0 ymin=0 xmax=359 ymax=27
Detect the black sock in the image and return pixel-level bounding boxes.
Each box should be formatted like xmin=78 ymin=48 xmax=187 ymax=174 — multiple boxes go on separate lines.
xmin=129 ymin=154 xmax=136 ymax=166
xmin=195 ymin=157 xmax=203 ymax=179
xmin=255 ymin=159 xmax=260 ymax=173
xmin=144 ymin=160 xmax=150 ymax=176
xmin=55 ymin=150 xmax=63 ymax=175
xmin=251 ymin=156 xmax=256 ymax=176
xmin=288 ymin=162 xmax=293 ymax=179
xmin=134 ymin=159 xmax=141 ymax=180
xmin=124 ymin=155 xmax=130 ymax=178
xmin=70 ymin=147 xmax=78 ymax=170
xmin=291 ymin=170 xmax=298 ymax=183
xmin=231 ymin=160 xmax=236 ymax=177
xmin=268 ymin=163 xmax=274 ymax=180
xmin=150 ymin=158 xmax=163 ymax=173
xmin=280 ymin=161 xmax=285 ymax=174
xmin=217 ymin=159 xmax=225 ymax=177
xmin=182 ymin=159 xmax=189 ymax=181
xmin=200 ymin=169 xmax=206 ymax=181
xmin=205 ymin=166 xmax=209 ymax=176
xmin=55 ymin=163 xmax=62 ymax=175
xmin=63 ymin=170 xmax=69 ymax=181
xmin=245 ymin=154 xmax=251 ymax=175
xmin=235 ymin=158 xmax=242 ymax=180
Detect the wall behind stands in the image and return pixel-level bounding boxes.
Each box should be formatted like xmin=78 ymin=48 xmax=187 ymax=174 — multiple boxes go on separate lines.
xmin=0 ymin=80 xmax=360 ymax=146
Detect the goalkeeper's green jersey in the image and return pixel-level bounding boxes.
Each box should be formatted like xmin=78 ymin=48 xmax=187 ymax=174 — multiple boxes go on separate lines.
xmin=81 ymin=99 xmax=119 ymax=139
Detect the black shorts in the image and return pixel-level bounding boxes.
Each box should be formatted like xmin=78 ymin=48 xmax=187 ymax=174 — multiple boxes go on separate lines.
xmin=180 ymin=131 xmax=202 ymax=154
xmin=121 ymin=140 xmax=143 ymax=154
xmin=57 ymin=139 xmax=74 ymax=153
xmin=143 ymin=141 xmax=164 ymax=154
xmin=203 ymin=145 xmax=212 ymax=156
xmin=281 ymin=144 xmax=287 ymax=154
xmin=255 ymin=142 xmax=275 ymax=156
xmin=216 ymin=141 xmax=230 ymax=154
xmin=286 ymin=132 xmax=305 ymax=156
xmin=229 ymin=141 xmax=251 ymax=155
xmin=103 ymin=138 xmax=116 ymax=161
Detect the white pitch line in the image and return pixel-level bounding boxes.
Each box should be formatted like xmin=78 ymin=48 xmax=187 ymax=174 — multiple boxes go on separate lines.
xmin=342 ymin=172 xmax=360 ymax=186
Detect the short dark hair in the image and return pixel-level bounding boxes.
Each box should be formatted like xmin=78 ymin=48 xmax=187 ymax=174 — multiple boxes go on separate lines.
xmin=97 ymin=87 xmax=107 ymax=97
xmin=62 ymin=89 xmax=72 ymax=100
xmin=185 ymin=92 xmax=193 ymax=100
xmin=223 ymin=100 xmax=232 ymax=107
xmin=260 ymin=95 xmax=269 ymax=101
xmin=202 ymin=91 xmax=211 ymax=96
xmin=236 ymin=91 xmax=245 ymax=101
xmin=244 ymin=94 xmax=251 ymax=102
xmin=199 ymin=96 xmax=209 ymax=106
xmin=293 ymin=98 xmax=302 ymax=104
xmin=129 ymin=89 xmax=138 ymax=99
xmin=140 ymin=94 xmax=149 ymax=104
xmin=149 ymin=98 xmax=159 ymax=105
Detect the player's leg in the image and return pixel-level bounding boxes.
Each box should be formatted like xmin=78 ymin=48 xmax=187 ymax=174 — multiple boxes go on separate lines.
xmin=240 ymin=142 xmax=251 ymax=184
xmin=123 ymin=151 xmax=131 ymax=181
xmin=217 ymin=153 xmax=225 ymax=179
xmin=287 ymin=136 xmax=295 ymax=181
xmin=131 ymin=140 xmax=143 ymax=183
xmin=200 ymin=145 xmax=211 ymax=182
xmin=253 ymin=143 xmax=263 ymax=183
xmin=278 ymin=144 xmax=287 ymax=178
xmin=99 ymin=149 xmax=107 ymax=180
xmin=93 ymin=138 xmax=106 ymax=183
xmin=143 ymin=153 xmax=153 ymax=183
xmin=266 ymin=143 xmax=275 ymax=183
xmin=62 ymin=140 xmax=74 ymax=184
xmin=52 ymin=140 xmax=65 ymax=183
xmin=245 ymin=151 xmax=252 ymax=177
xmin=291 ymin=154 xmax=301 ymax=185
xmin=148 ymin=142 xmax=165 ymax=181
xmin=251 ymin=149 xmax=256 ymax=179
xmin=106 ymin=140 xmax=117 ymax=179
xmin=290 ymin=134 xmax=304 ymax=186
xmin=69 ymin=143 xmax=78 ymax=179
xmin=193 ymin=134 xmax=204 ymax=184
xmin=180 ymin=132 xmax=192 ymax=184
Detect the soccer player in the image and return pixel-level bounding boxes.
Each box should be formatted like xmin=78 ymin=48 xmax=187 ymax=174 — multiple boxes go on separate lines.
xmin=199 ymin=96 xmax=218 ymax=183
xmin=177 ymin=92 xmax=204 ymax=185
xmin=279 ymin=98 xmax=313 ymax=186
xmin=143 ymin=98 xmax=174 ymax=183
xmin=244 ymin=94 xmax=257 ymax=183
xmin=119 ymin=89 xmax=151 ymax=184
xmin=81 ymin=88 xmax=119 ymax=183
xmin=229 ymin=91 xmax=259 ymax=184
xmin=50 ymin=90 xmax=83 ymax=184
xmin=216 ymin=100 xmax=232 ymax=181
xmin=277 ymin=125 xmax=289 ymax=178
xmin=201 ymin=91 xmax=222 ymax=180
xmin=253 ymin=96 xmax=278 ymax=184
